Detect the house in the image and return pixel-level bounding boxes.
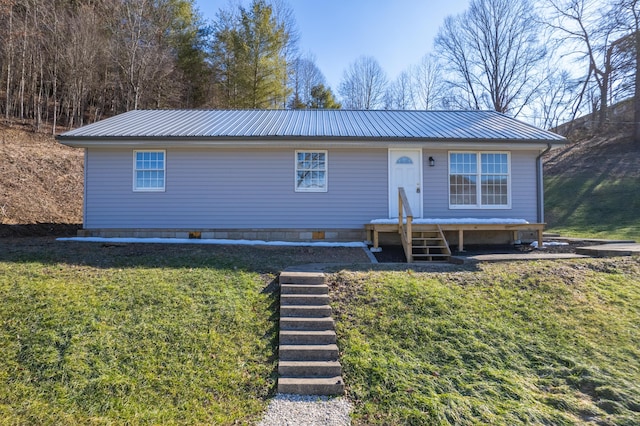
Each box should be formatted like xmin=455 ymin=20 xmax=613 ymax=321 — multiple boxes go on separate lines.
xmin=57 ymin=109 xmax=566 ymax=252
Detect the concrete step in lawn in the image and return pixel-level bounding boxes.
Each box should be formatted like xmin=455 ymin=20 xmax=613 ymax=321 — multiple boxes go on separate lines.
xmin=279 ymin=316 xmax=335 ymax=331
xmin=279 ymin=330 xmax=337 ymax=345
xmin=279 ymin=344 xmax=339 ymax=361
xmin=277 ymin=377 xmax=345 ymax=396
xmin=278 ymin=360 xmax=342 ymax=377
xmin=280 ymin=304 xmax=333 ymax=317
xmin=277 ymin=271 xmax=345 ymax=396
xmin=279 ymin=271 xmax=326 ymax=285
xmin=280 ymin=284 xmax=329 ymax=295
xmin=280 ymin=294 xmax=331 ymax=305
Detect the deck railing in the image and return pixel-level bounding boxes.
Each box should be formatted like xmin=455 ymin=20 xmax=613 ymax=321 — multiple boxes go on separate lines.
xmin=398 ymin=187 xmax=414 ymax=263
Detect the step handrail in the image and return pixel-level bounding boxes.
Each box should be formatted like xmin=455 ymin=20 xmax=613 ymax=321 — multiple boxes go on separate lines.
xmin=436 ymin=224 xmax=452 ymax=256
xmin=398 ymin=187 xmax=413 ymax=262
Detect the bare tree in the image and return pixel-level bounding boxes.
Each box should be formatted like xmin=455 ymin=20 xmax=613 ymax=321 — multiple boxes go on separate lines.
xmin=105 ymin=0 xmax=173 ymax=111
xmin=29 ymin=0 xmax=61 ymax=132
xmin=59 ymin=5 xmax=103 ymax=128
xmin=434 ymin=0 xmax=547 ymax=116
xmin=382 ymin=54 xmax=445 ymax=111
xmin=546 ymin=0 xmax=630 ymax=131
xmin=534 ymin=68 xmax=581 ymax=129
xmin=410 ymin=54 xmax=445 ymax=110
xmin=385 ymin=70 xmax=413 ymax=109
xmin=0 ymin=0 xmax=207 ymax=129
xmin=611 ymin=0 xmax=640 ymax=142
xmin=1 ymin=0 xmax=15 ymax=119
xmin=289 ymin=53 xmax=326 ymax=108
xmin=339 ymin=55 xmax=388 ymax=109
xmin=607 ymin=33 xmax=636 ymax=103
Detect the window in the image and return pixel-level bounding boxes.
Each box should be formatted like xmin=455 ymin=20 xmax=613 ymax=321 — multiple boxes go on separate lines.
xmin=396 ymin=156 xmax=413 ymax=164
xmin=449 ymin=152 xmax=509 ymax=208
xmin=295 ymin=151 xmax=327 ymax=192
xmin=134 ymin=150 xmax=165 ymax=191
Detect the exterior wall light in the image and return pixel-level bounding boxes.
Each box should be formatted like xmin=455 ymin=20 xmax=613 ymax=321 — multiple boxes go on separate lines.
xmin=429 ymin=156 xmax=435 ymax=167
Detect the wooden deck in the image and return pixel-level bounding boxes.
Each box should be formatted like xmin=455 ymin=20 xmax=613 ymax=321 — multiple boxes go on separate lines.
xmin=366 ymin=222 xmax=545 ymax=253
xmin=367 ymin=188 xmax=545 ymax=262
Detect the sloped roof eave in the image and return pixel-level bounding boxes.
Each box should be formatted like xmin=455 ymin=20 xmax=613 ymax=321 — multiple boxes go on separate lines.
xmin=56 ymin=134 xmax=566 ymax=149
xmin=56 ymin=109 xmax=568 ymax=146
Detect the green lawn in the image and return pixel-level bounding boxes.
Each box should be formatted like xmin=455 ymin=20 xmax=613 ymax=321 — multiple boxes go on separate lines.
xmin=332 ymin=258 xmax=640 ymax=425
xmin=0 ymin=239 xmax=367 ymax=424
xmin=3 ymin=239 xmax=640 ymax=425
xmin=545 ymin=175 xmax=640 ymax=241
xmin=0 ymin=262 xmax=275 ymax=424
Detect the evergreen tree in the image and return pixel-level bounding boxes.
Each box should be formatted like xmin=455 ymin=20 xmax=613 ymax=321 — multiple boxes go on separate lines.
xmin=211 ymin=0 xmax=292 ymax=109
xmin=288 ymin=54 xmax=325 ymax=108
xmin=163 ymin=0 xmax=211 ymax=108
xmin=309 ymin=84 xmax=341 ymax=109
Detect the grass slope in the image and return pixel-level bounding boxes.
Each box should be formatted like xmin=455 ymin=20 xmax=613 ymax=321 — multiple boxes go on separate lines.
xmin=544 ymin=131 xmax=640 ymax=241
xmin=545 ymin=174 xmax=640 ymax=241
xmin=1 ymin=239 xmax=639 ymax=424
xmin=331 ymin=260 xmax=640 ymax=425
xmin=0 ymin=238 xmax=369 ymax=424
xmin=0 ymin=263 xmax=275 ymax=424
xmin=0 ymin=245 xmax=268 ymax=424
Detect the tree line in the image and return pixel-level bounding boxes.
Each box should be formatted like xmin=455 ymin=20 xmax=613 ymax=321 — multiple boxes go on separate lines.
xmin=1 ymin=0 xmax=208 ymax=132
xmin=0 ymin=0 xmax=638 ymax=142
xmin=340 ymin=0 xmax=638 ymax=139
xmin=0 ymin=0 xmax=340 ymax=133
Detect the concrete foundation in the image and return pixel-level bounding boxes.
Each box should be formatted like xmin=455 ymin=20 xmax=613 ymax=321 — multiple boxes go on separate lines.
xmin=77 ymin=227 xmax=366 ymax=242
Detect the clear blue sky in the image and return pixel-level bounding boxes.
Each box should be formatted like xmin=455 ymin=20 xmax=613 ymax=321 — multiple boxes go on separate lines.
xmin=193 ymin=0 xmax=470 ymax=91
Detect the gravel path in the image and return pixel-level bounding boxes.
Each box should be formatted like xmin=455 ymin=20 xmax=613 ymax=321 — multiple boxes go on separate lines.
xmin=257 ymin=394 xmax=353 ymax=425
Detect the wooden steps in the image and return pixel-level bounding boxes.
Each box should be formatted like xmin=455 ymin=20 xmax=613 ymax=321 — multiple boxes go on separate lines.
xmin=411 ymin=225 xmax=451 ymax=262
xmin=277 ymin=272 xmax=344 ymax=396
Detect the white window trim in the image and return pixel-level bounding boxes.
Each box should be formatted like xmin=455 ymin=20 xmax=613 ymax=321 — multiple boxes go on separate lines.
xmin=133 ymin=149 xmax=166 ymax=192
xmin=294 ymin=150 xmax=328 ymax=193
xmin=448 ymin=151 xmax=511 ymax=209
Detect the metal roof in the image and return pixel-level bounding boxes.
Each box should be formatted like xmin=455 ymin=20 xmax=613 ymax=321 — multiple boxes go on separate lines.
xmin=58 ymin=109 xmax=566 ymax=142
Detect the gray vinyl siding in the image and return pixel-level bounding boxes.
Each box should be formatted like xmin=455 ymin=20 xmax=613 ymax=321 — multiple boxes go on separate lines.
xmin=84 ymin=147 xmax=388 ymax=229
xmin=421 ymin=150 xmax=538 ymax=223
xmin=85 ymin=146 xmax=540 ymax=230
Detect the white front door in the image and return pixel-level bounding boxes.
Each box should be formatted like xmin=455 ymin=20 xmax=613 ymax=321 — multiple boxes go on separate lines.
xmin=389 ymin=149 xmax=422 ymax=218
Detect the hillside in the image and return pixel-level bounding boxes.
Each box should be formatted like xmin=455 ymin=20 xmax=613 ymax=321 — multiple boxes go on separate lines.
xmin=544 ymin=128 xmax=640 ymax=241
xmin=0 ymin=121 xmax=83 ymax=229
xmin=545 ymin=129 xmax=639 ymax=179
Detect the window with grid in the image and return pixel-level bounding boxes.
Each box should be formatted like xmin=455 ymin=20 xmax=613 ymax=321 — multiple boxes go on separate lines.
xmin=295 ymin=151 xmax=327 ymax=192
xmin=480 ymin=153 xmax=509 ymax=205
xmin=449 ymin=152 xmax=477 ymax=205
xmin=134 ymin=150 xmax=165 ymax=191
xmin=449 ymin=152 xmax=509 ymax=208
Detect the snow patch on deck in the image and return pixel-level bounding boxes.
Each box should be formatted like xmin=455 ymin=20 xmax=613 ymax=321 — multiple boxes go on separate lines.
xmin=370 ymin=218 xmax=530 ymax=225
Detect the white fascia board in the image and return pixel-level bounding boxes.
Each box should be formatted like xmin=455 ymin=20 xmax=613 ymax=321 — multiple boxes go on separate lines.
xmin=57 ymin=138 xmax=565 ymax=151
